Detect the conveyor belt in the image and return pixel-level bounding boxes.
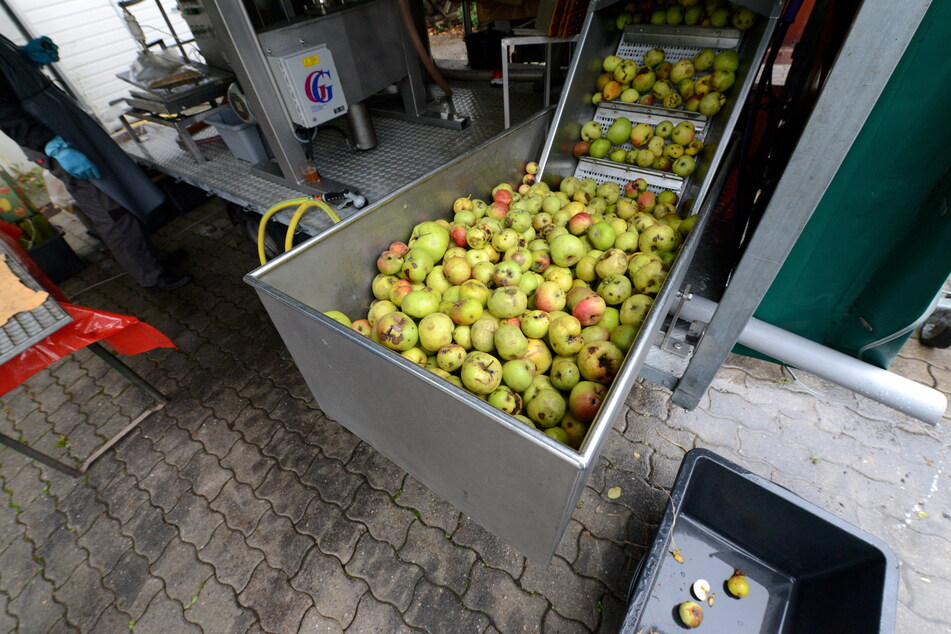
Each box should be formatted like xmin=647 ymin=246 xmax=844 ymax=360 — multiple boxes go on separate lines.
xmin=121 ymin=82 xmax=546 ymax=235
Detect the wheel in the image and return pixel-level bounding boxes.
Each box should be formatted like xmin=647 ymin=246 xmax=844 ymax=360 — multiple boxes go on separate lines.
xmin=920 ymin=309 xmax=951 ymax=348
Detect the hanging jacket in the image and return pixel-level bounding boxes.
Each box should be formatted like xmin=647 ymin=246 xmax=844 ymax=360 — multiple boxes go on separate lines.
xmin=0 ymin=35 xmax=164 ymax=219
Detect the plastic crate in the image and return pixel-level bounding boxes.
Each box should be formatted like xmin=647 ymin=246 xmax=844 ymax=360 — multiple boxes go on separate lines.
xmin=206 ymin=110 xmax=270 ymax=164
xmin=27 ymin=229 xmax=85 ymax=284
xmin=623 ymin=449 xmax=899 ymax=633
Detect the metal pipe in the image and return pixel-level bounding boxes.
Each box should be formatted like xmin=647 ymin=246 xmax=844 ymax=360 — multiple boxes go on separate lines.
xmin=345 ymin=101 xmax=377 ymax=150
xmin=679 ymin=295 xmax=947 ymax=426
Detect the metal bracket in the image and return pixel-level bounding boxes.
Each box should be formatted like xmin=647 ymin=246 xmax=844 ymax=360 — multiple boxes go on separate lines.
xmin=662 ymin=285 xmax=694 ymax=358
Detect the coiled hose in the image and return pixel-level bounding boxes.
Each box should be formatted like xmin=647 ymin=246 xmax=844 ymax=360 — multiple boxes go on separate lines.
xmin=257 ymin=196 xmax=340 ymax=265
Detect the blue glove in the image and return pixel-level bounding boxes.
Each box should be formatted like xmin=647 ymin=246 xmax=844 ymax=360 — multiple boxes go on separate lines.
xmin=20 ymin=36 xmax=59 ymax=65
xmin=45 ymin=136 xmax=101 ymax=179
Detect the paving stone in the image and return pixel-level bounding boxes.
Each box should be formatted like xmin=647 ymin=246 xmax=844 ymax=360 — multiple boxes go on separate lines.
xmin=572 ymin=532 xmax=636 ymax=600
xmin=400 ymin=521 xmax=476 ymax=596
xmin=0 ymin=590 xmax=15 ymax=632
xmin=92 ymin=606 xmax=131 ymax=633
xmin=298 ymin=606 xmax=345 ymax=633
xmin=463 ymin=564 xmax=549 ymax=634
xmin=202 ymin=385 xmax=249 ymax=423
xmin=307 ymin=417 xmax=360 ymax=463
xmin=182 ymin=576 xmax=257 ymax=633
xmin=572 ymin=486 xmax=633 ymax=539
xmin=346 ymin=443 xmax=406 ymax=495
xmin=6 ymin=571 xmax=64 ymax=634
xmin=238 ymin=377 xmax=288 ymax=414
xmin=452 ymin=516 xmax=525 ymax=580
xmin=299 ymin=453 xmax=363 ymax=509
xmin=137 ymin=460 xmax=191 ymax=513
xmin=55 ymin=562 xmax=114 ymax=631
xmin=238 ymin=562 xmax=311 ymax=634
xmin=296 ymin=497 xmax=366 ymax=565
xmin=150 ymin=538 xmax=215 ymax=610
xmin=102 ymin=551 xmax=162 ymax=621
xmin=345 ymin=483 xmax=415 ymax=549
xmin=3 ymin=462 xmax=45 ymax=509
xmin=347 ymin=593 xmax=415 ymax=634
xmin=521 ymin=556 xmax=605 ymax=630
xmin=165 ymin=491 xmax=223 ymax=550
xmin=255 ymin=465 xmax=314 ymax=523
xmin=596 ymin=591 xmax=629 ymax=633
xmin=34 ymin=527 xmax=84 ymax=590
xmin=16 ymin=491 xmax=63 ymax=547
xmin=209 ymin=479 xmax=269 ymax=537
xmin=0 ymin=537 xmax=42 ymax=599
xmin=291 ymin=547 xmax=367 ymax=628
xmin=345 ymin=533 xmax=422 ymax=612
xmin=395 ymin=476 xmax=460 ymax=535
xmin=150 ymin=424 xmax=203 ymax=471
xmin=245 ymin=510 xmax=313 ymax=576
xmin=97 ymin=469 xmax=152 ymax=525
xmin=542 ymin=606 xmax=589 ymax=633
xmin=220 ymin=439 xmax=275 ymax=489
xmin=231 ymin=405 xmax=281 ymax=446
xmin=179 ymin=451 xmax=232 ymax=500
xmin=197 ymin=523 xmax=263 ymax=593
xmin=261 ymin=427 xmax=316 ymax=476
xmin=193 ymin=417 xmax=241 ymax=459
xmin=554 ymin=519 xmax=583 ymax=566
xmin=122 ymin=503 xmax=178 ymax=564
xmin=131 ymin=593 xmax=200 ymax=634
xmin=112 ymin=432 xmax=163 ymax=479
xmin=77 ymin=514 xmax=135 ymax=575
xmin=404 ymin=577 xmax=489 ymax=634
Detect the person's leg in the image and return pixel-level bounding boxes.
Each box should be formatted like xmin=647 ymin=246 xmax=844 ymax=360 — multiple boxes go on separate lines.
xmin=53 ymin=165 xmax=177 ymax=287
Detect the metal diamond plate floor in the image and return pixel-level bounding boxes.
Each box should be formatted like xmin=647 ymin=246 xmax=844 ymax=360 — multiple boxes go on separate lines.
xmin=121 ymin=81 xmax=547 ymax=234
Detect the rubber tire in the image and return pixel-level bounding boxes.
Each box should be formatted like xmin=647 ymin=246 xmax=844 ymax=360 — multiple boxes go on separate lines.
xmin=920 ymin=309 xmax=951 ymax=348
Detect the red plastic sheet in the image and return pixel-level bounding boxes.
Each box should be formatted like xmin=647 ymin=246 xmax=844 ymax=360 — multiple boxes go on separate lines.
xmin=0 ymin=303 xmax=176 ymax=397
xmin=0 ymin=223 xmax=176 ymax=396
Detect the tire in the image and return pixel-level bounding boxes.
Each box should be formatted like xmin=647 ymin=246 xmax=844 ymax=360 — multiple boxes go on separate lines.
xmin=920 ymin=309 xmax=951 ymax=348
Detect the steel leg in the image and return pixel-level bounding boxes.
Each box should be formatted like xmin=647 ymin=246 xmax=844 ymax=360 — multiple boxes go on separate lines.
xmin=119 ymin=114 xmax=142 ymax=145
xmin=503 ymin=40 xmax=511 ymax=129
xmin=175 ymin=120 xmax=206 ymax=163
xmin=87 ymin=343 xmax=168 ymax=405
xmin=0 ymin=431 xmax=81 ymax=477
xmin=544 ymin=43 xmax=552 ymax=107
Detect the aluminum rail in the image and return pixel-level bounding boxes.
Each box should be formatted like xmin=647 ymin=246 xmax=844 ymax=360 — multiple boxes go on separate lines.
xmin=679 ymin=295 xmax=947 ymax=425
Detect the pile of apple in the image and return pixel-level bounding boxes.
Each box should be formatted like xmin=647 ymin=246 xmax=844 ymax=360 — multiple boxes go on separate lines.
xmin=613 ymin=1 xmax=758 ymax=31
xmin=325 ymin=164 xmax=696 ymax=450
xmin=591 ymin=46 xmax=740 ymax=116
xmin=574 ymin=117 xmax=703 ymax=177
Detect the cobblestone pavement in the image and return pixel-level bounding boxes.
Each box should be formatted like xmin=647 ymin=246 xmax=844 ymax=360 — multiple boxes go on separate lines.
xmin=0 ymin=202 xmax=948 ymax=633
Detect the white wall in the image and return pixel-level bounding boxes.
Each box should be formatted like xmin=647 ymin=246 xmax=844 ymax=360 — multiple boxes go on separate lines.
xmin=2 ymin=0 xmax=196 ymax=128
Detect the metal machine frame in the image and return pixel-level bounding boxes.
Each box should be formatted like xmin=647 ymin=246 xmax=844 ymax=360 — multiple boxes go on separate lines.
xmin=667 ymin=0 xmax=937 ymax=411
xmin=185 ymin=0 xmax=466 ymax=192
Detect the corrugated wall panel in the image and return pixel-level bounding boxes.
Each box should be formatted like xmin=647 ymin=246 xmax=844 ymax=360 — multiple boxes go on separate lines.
xmin=4 ymin=0 xmax=195 ymax=126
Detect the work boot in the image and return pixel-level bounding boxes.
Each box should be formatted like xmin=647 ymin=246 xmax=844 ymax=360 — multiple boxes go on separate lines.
xmin=147 ymin=272 xmax=192 ymax=292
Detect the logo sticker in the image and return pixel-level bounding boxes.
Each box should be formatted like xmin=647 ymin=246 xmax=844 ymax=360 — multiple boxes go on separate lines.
xmin=304 ymin=69 xmax=334 ymax=104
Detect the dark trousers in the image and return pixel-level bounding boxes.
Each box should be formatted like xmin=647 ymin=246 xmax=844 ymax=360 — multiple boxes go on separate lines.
xmin=51 ymin=163 xmax=166 ymax=287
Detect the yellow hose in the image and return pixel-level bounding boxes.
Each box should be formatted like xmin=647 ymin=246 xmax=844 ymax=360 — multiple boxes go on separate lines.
xmin=258 ymin=196 xmax=342 ymax=265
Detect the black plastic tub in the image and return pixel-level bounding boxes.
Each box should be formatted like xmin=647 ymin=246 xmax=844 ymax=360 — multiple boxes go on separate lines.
xmin=28 ymin=229 xmax=85 ymax=284
xmin=622 ymin=449 xmax=899 ymax=633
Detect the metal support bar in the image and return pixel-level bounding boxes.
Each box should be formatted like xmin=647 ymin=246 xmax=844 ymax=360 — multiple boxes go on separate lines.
xmin=0 ymin=431 xmax=81 ymax=477
xmin=87 ymin=343 xmax=168 ymax=405
xmin=671 ymin=0 xmax=934 ymax=410
xmin=502 ymin=33 xmax=577 ymax=129
xmin=678 ymin=295 xmax=947 ymax=425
